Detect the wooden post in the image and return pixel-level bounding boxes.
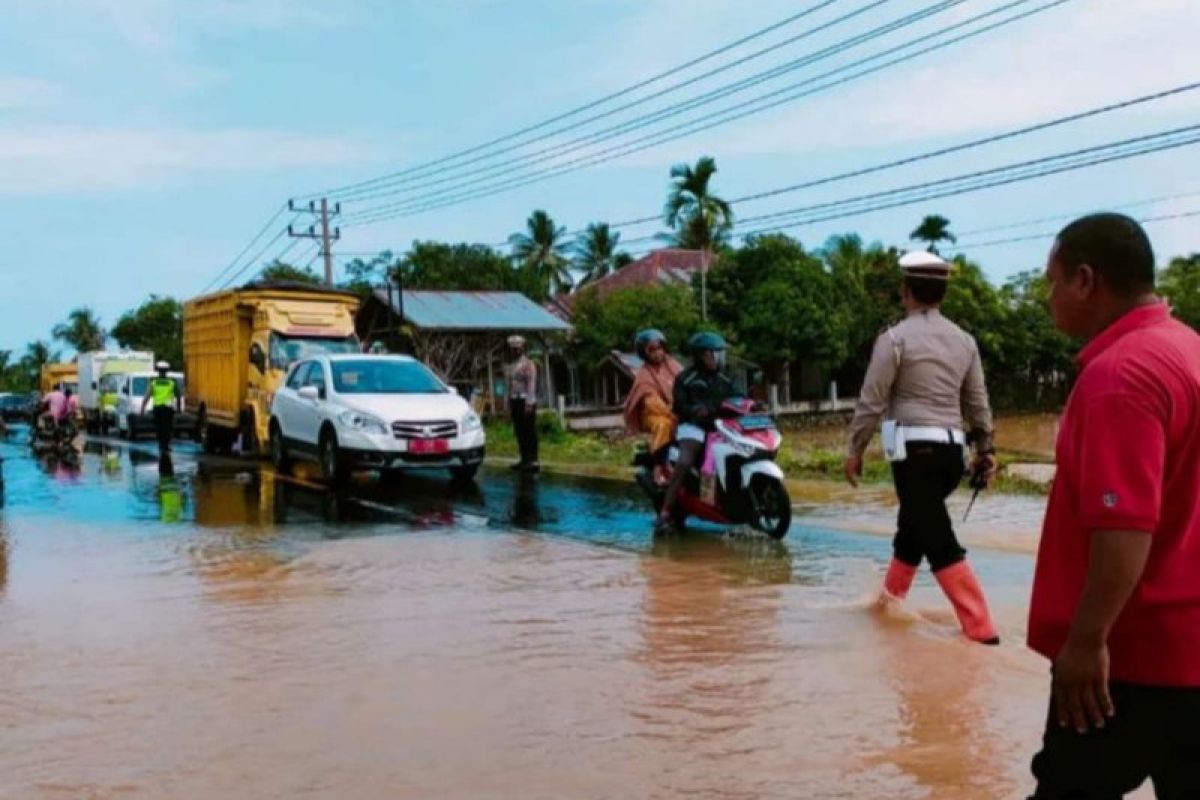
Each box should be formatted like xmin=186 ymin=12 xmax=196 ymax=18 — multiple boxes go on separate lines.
xmin=542 ymin=350 xmax=554 ymax=409
xmin=829 ymin=380 xmax=839 ymax=412
xmin=487 ymin=356 xmax=497 ymax=417
xmin=557 ymin=394 xmax=566 ymax=430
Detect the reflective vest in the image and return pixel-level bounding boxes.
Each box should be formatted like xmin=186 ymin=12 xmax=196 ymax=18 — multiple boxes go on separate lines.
xmin=151 ymin=378 xmax=176 ymax=408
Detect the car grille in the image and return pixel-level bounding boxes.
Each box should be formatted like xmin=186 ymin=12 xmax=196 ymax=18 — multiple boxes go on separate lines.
xmin=392 ymin=420 xmax=457 ymax=440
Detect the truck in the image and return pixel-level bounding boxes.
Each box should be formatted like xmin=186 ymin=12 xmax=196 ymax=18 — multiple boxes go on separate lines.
xmin=40 ymin=362 xmax=79 ymax=395
xmin=78 ymin=350 xmax=156 ymax=433
xmin=183 ymin=282 xmax=361 ymax=455
xmin=110 ymin=370 xmax=197 ymax=440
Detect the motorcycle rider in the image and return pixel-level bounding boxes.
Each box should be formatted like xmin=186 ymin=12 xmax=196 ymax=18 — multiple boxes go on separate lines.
xmin=623 ymin=329 xmax=682 ymax=484
xmin=655 ymin=332 xmax=737 ymax=534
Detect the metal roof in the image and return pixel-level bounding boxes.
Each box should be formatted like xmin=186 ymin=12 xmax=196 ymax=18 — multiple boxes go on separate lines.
xmin=372 ymin=289 xmax=573 ymax=332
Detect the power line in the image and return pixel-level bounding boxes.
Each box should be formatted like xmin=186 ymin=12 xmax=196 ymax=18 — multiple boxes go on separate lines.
xmin=953 ymin=209 xmax=1200 ymax=250
xmin=200 ymin=203 xmax=289 ymax=293
xmin=217 ymin=227 xmax=290 ymax=291
xmin=953 ymin=188 xmax=1200 ymax=236
xmin=334 ymin=0 xmax=914 ymax=204
xmin=343 ymin=0 xmax=1069 ymax=229
xmin=340 ymin=0 xmax=984 ymax=220
xmin=301 ymin=0 xmax=850 ymax=201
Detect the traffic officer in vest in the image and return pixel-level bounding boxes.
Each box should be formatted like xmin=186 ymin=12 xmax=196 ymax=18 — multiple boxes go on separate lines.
xmin=141 ymin=361 xmax=181 ymax=457
xmin=844 ymin=251 xmax=1000 ymax=644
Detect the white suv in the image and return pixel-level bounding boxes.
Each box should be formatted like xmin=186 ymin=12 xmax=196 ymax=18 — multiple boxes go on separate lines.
xmin=269 ymin=354 xmax=486 ymax=483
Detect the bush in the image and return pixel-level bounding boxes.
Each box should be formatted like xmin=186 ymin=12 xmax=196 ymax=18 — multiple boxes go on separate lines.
xmin=536 ymin=410 xmax=567 ymax=442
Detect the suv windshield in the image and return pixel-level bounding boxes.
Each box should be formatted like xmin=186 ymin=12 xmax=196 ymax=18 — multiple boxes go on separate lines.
xmin=331 ymin=360 xmax=446 ymax=395
xmin=269 ymin=334 xmax=359 ymax=370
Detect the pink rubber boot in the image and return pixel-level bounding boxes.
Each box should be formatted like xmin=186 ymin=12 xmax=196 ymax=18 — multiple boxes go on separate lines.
xmin=881 ymin=558 xmax=918 ymax=603
xmin=934 ymin=561 xmax=1000 ymax=645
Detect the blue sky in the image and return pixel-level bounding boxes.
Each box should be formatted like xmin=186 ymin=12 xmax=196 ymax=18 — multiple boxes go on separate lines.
xmin=2 ymin=0 xmax=1197 ymax=356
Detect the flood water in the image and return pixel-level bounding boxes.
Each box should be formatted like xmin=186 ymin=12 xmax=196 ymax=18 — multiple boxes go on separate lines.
xmin=0 ymin=427 xmax=1145 ymax=799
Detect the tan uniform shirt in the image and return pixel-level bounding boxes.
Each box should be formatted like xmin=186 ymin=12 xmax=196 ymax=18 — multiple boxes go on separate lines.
xmin=507 ymin=355 xmax=538 ymax=406
xmin=847 ymin=308 xmax=993 ymax=458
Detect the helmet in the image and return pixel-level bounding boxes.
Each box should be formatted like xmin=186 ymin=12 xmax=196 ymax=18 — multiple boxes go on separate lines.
xmin=633 ymin=329 xmax=666 ymax=359
xmin=155 ymin=360 xmax=170 ymax=372
xmin=687 ymin=331 xmax=727 ymax=369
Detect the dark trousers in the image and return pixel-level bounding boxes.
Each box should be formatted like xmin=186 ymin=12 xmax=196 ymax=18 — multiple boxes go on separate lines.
xmin=661 ymin=438 xmax=703 ymax=514
xmin=889 ymin=441 xmax=967 ymax=571
xmin=153 ymin=406 xmax=174 ymax=455
xmin=510 ymin=399 xmax=538 ymax=465
xmin=1030 ymin=682 xmax=1200 ymax=799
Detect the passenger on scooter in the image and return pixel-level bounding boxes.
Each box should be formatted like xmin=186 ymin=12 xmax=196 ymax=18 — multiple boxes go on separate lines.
xmin=622 ymin=329 xmax=682 ymax=484
xmin=655 ymin=332 xmax=736 ymax=534
xmin=39 ymin=383 xmax=68 ymax=430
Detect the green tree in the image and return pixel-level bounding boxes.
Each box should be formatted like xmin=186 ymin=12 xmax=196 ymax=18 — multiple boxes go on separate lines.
xmin=571 ymin=284 xmax=701 ymax=367
xmin=941 ymin=255 xmax=1009 ymax=371
xmin=1160 ymin=253 xmax=1200 ymax=330
xmin=996 ymin=270 xmax=1076 ymax=408
xmin=111 ymin=295 xmax=184 ymax=367
xmin=341 ymin=250 xmax=395 ymax=297
xmin=509 ymin=210 xmax=572 ymax=301
xmin=395 ymin=241 xmax=523 ymax=292
xmin=663 ymin=156 xmax=733 ymax=319
xmin=259 ymin=260 xmax=322 ymax=285
xmin=573 ymin=223 xmax=626 ymax=285
xmin=821 ymin=234 xmax=902 ymax=390
xmin=910 ymin=214 xmax=957 ymax=254
xmin=708 ymin=234 xmax=852 ymax=371
xmin=13 ymin=340 xmax=59 ymax=392
xmin=52 ymin=307 xmax=105 ymax=353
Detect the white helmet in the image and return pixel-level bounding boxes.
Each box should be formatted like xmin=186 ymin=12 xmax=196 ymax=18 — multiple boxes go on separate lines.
xmin=155 ymin=360 xmax=170 ymax=371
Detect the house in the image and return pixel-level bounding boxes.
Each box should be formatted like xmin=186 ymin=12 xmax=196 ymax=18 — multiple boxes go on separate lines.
xmin=545 ymin=248 xmax=705 ymax=321
xmin=356 ymin=288 xmax=573 ymax=415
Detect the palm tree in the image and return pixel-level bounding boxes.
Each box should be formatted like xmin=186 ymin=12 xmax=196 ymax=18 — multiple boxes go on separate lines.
xmin=663 ymin=156 xmax=733 ymax=320
xmin=509 ymin=209 xmax=573 ymax=300
xmin=573 ymin=222 xmax=627 ymax=285
xmin=910 ymin=214 xmax=957 ymax=255
xmin=52 ymin=307 xmax=105 ymax=353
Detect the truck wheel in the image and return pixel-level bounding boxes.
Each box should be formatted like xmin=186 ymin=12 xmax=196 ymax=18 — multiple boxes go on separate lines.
xmin=319 ymin=429 xmax=345 ymax=485
xmin=270 ymin=423 xmax=292 ymax=475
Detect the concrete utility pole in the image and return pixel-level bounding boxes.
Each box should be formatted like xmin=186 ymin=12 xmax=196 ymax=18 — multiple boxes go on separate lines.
xmin=287 ymin=198 xmax=341 ymax=285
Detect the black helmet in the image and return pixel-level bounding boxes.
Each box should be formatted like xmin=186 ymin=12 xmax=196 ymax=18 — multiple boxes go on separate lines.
xmin=634 ymin=329 xmax=666 ymax=360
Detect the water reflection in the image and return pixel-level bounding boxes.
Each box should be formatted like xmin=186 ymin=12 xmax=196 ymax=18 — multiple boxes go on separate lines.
xmin=0 ymin=519 xmax=9 ymax=599
xmin=509 ymin=473 xmax=541 ymax=529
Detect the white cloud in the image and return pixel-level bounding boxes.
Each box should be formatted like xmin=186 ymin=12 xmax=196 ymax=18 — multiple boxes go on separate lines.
xmin=0 ymin=77 xmax=60 ymax=110
xmin=0 ymin=127 xmax=374 ymax=194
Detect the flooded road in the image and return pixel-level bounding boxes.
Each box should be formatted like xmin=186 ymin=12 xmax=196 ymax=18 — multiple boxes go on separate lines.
xmin=0 ymin=429 xmax=1135 ymax=799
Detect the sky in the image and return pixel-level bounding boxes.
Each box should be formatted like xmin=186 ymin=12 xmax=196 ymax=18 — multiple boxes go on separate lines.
xmin=2 ymin=0 xmax=1198 ymax=356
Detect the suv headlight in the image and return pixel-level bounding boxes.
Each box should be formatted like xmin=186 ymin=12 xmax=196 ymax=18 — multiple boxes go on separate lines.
xmin=337 ymin=409 xmax=388 ymax=435
xmin=462 ymin=411 xmax=482 ymax=433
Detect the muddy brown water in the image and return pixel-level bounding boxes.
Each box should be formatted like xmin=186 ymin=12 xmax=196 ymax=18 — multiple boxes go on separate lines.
xmin=0 ymin=433 xmax=1151 ymax=799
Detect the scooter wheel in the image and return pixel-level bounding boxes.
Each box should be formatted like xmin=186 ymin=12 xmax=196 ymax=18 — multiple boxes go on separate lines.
xmin=749 ymin=475 xmax=791 ymax=540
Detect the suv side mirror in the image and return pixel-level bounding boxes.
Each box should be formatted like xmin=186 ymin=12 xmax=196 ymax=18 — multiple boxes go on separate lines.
xmin=298 ymin=385 xmax=320 ymax=401
xmin=249 ymin=343 xmax=267 ymax=374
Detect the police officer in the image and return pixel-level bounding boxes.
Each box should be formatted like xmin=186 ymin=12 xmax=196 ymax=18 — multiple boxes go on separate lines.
xmin=656 ymin=332 xmax=736 ymax=534
xmin=141 ymin=361 xmax=181 ymax=457
xmin=844 ymin=251 xmax=1000 ymax=644
xmin=506 ymin=335 xmax=539 ymax=473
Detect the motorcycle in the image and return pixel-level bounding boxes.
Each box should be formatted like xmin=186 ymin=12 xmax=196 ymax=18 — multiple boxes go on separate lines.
xmin=30 ymin=414 xmax=80 ymax=461
xmin=634 ymin=398 xmax=792 ymax=539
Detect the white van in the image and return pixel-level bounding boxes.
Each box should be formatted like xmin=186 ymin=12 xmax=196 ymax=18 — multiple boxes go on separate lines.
xmin=111 ymin=371 xmax=196 ymax=440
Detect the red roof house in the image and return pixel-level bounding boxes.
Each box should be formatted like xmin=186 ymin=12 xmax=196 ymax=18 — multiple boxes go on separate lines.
xmin=546 ymin=248 xmax=705 ymax=320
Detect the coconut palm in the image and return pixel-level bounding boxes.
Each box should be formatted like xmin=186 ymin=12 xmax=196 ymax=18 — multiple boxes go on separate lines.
xmin=573 ymin=223 xmax=628 ymax=285
xmin=662 ymin=156 xmax=733 ymax=320
xmin=910 ymin=214 xmax=957 ymax=255
xmin=509 ymin=209 xmax=573 ymax=300
xmin=52 ymin=307 xmax=105 ymax=352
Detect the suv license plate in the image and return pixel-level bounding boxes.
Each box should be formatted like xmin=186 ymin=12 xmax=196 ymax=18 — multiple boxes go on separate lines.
xmin=409 ymin=438 xmax=450 ymax=455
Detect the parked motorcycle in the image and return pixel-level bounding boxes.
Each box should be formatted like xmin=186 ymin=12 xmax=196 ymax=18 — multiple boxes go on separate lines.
xmin=634 ymin=398 xmax=792 ymax=539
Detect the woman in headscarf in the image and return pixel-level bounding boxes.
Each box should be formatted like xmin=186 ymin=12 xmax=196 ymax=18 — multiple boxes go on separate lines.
xmin=623 ymin=330 xmax=682 ymax=483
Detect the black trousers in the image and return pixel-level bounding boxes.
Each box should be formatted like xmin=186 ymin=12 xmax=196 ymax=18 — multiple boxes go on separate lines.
xmin=661 ymin=438 xmax=703 ymax=514
xmin=510 ymin=399 xmax=539 ymax=465
xmin=153 ymin=407 xmax=174 ymax=454
xmin=889 ymin=441 xmax=967 ymax=571
xmin=1030 ymin=682 xmax=1200 ymax=799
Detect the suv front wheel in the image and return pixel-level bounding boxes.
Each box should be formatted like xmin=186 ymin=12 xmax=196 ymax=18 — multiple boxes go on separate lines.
xmin=270 ymin=421 xmax=292 ymax=475
xmin=319 ymin=428 xmax=345 ymax=485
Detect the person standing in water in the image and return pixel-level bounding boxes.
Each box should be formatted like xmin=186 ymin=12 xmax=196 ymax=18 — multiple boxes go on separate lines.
xmin=844 ymin=250 xmax=1000 ymax=645
xmin=505 ymin=335 xmax=540 ymax=473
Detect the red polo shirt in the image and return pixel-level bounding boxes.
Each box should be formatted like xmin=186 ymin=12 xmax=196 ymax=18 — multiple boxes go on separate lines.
xmin=1028 ymin=302 xmax=1200 ymax=686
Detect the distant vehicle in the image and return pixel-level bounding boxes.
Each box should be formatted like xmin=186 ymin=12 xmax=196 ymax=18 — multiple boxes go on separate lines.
xmin=111 ymin=371 xmax=196 ymax=440
xmin=184 ymin=282 xmax=362 ymax=456
xmin=78 ymin=351 xmax=156 ymax=434
xmin=0 ymin=393 xmax=29 ymax=423
xmin=40 ymin=362 xmax=78 ymax=395
xmin=269 ymin=354 xmax=486 ymax=483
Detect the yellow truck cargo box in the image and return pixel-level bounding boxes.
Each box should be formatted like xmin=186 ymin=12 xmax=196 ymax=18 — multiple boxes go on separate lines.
xmin=40 ymin=362 xmax=78 ymax=394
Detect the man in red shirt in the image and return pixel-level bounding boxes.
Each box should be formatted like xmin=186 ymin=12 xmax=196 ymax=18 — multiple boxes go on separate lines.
xmin=1027 ymin=213 xmax=1200 ymax=798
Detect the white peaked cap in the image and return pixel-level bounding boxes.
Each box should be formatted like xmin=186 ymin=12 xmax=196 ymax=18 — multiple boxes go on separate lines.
xmin=899 ymin=250 xmax=952 ymax=280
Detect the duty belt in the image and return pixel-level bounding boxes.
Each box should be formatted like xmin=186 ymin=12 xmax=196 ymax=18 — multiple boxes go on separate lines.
xmin=900 ymin=426 xmax=965 ymax=445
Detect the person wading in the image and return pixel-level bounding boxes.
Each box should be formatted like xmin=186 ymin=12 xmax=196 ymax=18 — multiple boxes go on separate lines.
xmin=506 ymin=335 xmax=540 ymax=473
xmin=623 ymin=329 xmax=682 ymax=485
xmin=142 ymin=361 xmax=180 ymax=457
xmin=844 ymin=250 xmax=1000 ymax=645
xmin=1026 ymin=214 xmax=1200 ymax=798
xmin=656 ymin=332 xmax=736 ymax=535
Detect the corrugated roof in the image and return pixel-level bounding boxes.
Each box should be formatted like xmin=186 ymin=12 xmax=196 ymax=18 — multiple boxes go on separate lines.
xmin=372 ymin=289 xmax=573 ymax=332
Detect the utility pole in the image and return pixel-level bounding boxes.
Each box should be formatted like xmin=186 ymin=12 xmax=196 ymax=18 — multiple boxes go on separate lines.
xmin=288 ymin=198 xmax=341 ymax=286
